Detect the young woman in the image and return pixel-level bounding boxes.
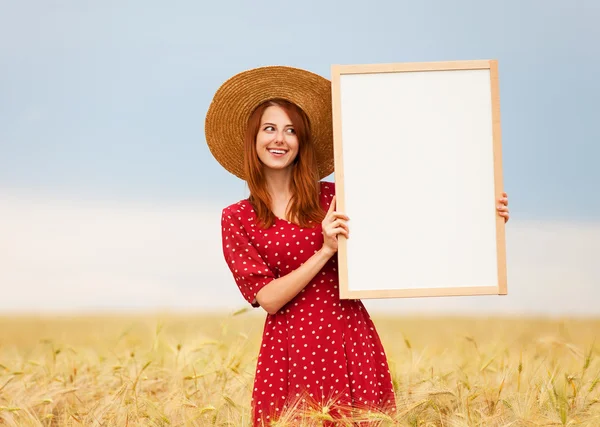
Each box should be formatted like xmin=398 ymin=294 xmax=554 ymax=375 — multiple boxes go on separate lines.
xmin=205 ymin=66 xmax=510 ymax=426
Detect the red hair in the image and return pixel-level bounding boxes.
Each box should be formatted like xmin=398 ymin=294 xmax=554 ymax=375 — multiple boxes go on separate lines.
xmin=243 ymin=98 xmax=325 ymax=229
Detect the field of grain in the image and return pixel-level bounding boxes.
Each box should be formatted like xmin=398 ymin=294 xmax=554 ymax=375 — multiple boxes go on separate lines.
xmin=0 ymin=311 xmax=599 ymax=426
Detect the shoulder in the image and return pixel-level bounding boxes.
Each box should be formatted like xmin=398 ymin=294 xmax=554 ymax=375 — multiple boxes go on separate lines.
xmin=319 ymin=180 xmax=335 ymax=196
xmin=222 ymin=199 xmax=249 ymax=217
xmin=221 ymin=199 xmax=258 ymax=239
xmin=221 ymin=199 xmax=255 ymax=225
xmin=319 ymin=180 xmax=335 ymax=209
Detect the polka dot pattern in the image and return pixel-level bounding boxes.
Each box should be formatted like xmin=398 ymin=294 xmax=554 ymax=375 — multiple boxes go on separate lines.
xmin=221 ymin=181 xmax=396 ymax=425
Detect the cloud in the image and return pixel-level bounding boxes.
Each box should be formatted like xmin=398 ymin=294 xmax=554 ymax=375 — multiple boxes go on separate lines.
xmin=361 ymin=220 xmax=600 ymax=317
xmin=0 ymin=190 xmax=237 ymax=313
xmin=1 ymin=190 xmax=598 ymax=316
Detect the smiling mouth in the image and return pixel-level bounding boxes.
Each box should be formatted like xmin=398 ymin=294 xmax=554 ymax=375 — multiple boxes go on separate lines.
xmin=268 ymin=149 xmax=288 ymax=155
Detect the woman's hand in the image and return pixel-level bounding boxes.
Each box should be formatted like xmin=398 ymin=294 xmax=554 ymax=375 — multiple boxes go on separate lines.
xmin=497 ymin=192 xmax=510 ymax=222
xmin=256 ymin=197 xmax=349 ymax=314
xmin=321 ymin=195 xmax=349 ymax=256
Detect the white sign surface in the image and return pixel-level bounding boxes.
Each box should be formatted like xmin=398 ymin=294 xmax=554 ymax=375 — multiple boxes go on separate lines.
xmin=331 ymin=60 xmax=507 ymax=299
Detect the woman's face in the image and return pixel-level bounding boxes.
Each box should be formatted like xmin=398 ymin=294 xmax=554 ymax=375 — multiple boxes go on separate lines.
xmin=255 ymin=105 xmax=299 ymax=173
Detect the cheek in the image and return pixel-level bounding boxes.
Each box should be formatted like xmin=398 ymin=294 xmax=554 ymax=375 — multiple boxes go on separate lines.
xmin=289 ymin=137 xmax=299 ymax=151
xmin=255 ymin=133 xmax=269 ymax=148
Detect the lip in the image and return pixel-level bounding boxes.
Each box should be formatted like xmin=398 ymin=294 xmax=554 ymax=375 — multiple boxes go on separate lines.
xmin=268 ymin=148 xmax=288 ymax=156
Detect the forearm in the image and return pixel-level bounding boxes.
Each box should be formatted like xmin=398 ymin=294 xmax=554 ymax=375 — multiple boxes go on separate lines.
xmin=255 ymin=247 xmax=334 ymax=314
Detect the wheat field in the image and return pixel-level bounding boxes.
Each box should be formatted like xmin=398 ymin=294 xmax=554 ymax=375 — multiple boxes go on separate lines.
xmin=0 ymin=311 xmax=598 ymax=426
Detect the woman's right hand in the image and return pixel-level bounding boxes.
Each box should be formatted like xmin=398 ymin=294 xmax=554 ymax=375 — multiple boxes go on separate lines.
xmin=321 ymin=195 xmax=349 ymax=257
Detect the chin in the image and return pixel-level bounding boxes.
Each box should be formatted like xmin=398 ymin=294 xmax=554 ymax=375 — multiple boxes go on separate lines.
xmin=264 ymin=164 xmax=293 ymax=173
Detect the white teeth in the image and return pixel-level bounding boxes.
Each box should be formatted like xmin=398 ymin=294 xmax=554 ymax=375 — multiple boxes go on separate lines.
xmin=269 ymin=149 xmax=286 ymax=154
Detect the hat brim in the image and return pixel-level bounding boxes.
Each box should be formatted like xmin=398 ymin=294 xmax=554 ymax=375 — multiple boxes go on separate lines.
xmin=204 ymin=66 xmax=334 ymax=180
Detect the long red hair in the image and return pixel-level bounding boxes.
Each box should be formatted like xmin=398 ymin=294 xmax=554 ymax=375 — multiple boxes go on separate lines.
xmin=244 ymin=98 xmax=325 ymax=229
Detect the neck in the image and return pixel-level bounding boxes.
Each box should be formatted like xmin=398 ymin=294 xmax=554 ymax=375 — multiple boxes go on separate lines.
xmin=264 ymin=167 xmax=293 ymax=201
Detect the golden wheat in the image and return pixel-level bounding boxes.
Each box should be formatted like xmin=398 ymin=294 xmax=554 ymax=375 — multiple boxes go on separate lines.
xmin=0 ymin=312 xmax=598 ymax=426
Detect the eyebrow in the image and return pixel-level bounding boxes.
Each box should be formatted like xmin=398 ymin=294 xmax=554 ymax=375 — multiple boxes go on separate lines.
xmin=262 ymin=122 xmax=294 ymax=127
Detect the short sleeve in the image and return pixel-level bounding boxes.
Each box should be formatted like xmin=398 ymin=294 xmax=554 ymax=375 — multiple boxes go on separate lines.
xmin=221 ymin=206 xmax=276 ymax=308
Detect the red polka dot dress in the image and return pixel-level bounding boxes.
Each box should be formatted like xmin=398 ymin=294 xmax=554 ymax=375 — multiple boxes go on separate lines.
xmin=221 ymin=181 xmax=396 ymax=426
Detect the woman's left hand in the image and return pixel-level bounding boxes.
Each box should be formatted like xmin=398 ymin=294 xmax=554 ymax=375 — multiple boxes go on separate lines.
xmin=497 ymin=192 xmax=509 ymax=222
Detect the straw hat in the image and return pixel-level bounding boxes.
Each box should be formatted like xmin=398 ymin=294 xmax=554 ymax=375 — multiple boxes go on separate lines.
xmin=204 ymin=66 xmax=334 ymax=180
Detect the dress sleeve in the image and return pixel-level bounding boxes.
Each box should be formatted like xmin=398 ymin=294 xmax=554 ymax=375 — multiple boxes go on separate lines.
xmin=221 ymin=206 xmax=276 ymax=308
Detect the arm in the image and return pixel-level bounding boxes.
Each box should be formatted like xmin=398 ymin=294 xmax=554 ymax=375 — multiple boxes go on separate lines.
xmin=255 ymin=195 xmax=348 ymax=314
xmin=255 ymin=247 xmax=334 ymax=315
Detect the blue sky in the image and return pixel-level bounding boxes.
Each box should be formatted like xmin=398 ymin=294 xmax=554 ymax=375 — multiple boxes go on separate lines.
xmin=2 ymin=0 xmax=599 ymax=218
xmin=1 ymin=1 xmax=598 ymax=314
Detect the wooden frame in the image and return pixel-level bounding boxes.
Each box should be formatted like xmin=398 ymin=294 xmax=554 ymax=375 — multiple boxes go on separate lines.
xmin=331 ymin=60 xmax=507 ymax=299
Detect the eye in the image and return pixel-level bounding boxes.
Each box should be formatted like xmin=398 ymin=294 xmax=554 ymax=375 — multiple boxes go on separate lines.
xmin=286 ymin=128 xmax=296 ymax=135
xmin=264 ymin=126 xmax=275 ymax=132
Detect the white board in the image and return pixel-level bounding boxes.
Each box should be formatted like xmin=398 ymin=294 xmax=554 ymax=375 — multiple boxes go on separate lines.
xmin=331 ymin=60 xmax=507 ymax=299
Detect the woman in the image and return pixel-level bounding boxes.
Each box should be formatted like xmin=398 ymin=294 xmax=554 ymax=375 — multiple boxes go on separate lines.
xmin=205 ymin=66 xmax=510 ymax=426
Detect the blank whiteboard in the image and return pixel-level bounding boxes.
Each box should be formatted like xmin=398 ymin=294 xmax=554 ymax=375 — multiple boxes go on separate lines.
xmin=331 ymin=60 xmax=507 ymax=299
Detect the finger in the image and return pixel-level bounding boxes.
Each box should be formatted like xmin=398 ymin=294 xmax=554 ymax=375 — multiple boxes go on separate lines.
xmin=327 ymin=225 xmax=349 ymax=237
xmin=330 ymin=226 xmax=349 ymax=238
xmin=329 ymin=214 xmax=350 ymax=223
xmin=335 ymin=221 xmax=349 ymax=231
xmin=325 ymin=223 xmax=349 ymax=235
xmin=325 ymin=217 xmax=349 ymax=228
xmin=327 ymin=195 xmax=336 ymax=215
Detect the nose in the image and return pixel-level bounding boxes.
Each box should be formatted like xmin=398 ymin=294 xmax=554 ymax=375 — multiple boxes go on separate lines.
xmin=275 ymin=130 xmax=285 ymax=144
